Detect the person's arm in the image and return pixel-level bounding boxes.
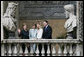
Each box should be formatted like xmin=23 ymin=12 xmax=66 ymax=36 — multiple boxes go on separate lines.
xmin=40 ymin=29 xmax=43 ymax=38
xmin=42 ymin=28 xmax=45 ymax=38
xmin=18 ymin=30 xmax=23 ymax=37
xmin=46 ymin=26 xmax=52 ymax=39
xmin=29 ymin=30 xmax=31 ymax=39
xmin=27 ymin=30 xmax=29 ymax=39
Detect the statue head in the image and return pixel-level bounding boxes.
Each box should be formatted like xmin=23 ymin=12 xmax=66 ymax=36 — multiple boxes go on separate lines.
xmin=4 ymin=2 xmax=18 ymax=17
xmin=8 ymin=2 xmax=18 ymax=8
xmin=3 ymin=2 xmax=18 ymax=32
xmin=64 ymin=4 xmax=74 ymax=18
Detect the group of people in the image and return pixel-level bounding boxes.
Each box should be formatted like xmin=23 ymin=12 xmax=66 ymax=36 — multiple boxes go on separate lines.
xmin=17 ymin=20 xmax=52 ymax=56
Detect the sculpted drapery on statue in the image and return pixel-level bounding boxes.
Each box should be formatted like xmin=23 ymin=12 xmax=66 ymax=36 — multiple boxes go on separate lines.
xmin=3 ymin=2 xmax=18 ymax=31
xmin=64 ymin=4 xmax=77 ymax=39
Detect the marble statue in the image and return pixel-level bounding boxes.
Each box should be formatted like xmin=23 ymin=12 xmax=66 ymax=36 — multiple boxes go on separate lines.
xmin=3 ymin=2 xmax=18 ymax=32
xmin=64 ymin=4 xmax=77 ymax=39
xmin=2 ymin=2 xmax=18 ymax=54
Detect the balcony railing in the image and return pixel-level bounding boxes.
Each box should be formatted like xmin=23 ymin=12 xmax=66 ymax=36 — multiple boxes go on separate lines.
xmin=1 ymin=39 xmax=82 ymax=56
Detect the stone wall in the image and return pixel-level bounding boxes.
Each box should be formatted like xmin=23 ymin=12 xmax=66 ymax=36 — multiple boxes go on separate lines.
xmin=18 ymin=1 xmax=76 ymax=19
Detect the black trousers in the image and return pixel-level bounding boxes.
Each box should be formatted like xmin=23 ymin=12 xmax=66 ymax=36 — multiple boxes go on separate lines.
xmin=38 ymin=44 xmax=42 ymax=56
xmin=44 ymin=44 xmax=51 ymax=56
xmin=22 ymin=44 xmax=30 ymax=53
xmin=38 ymin=43 xmax=51 ymax=56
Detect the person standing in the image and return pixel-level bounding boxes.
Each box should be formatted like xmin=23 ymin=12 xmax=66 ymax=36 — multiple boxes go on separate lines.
xmin=36 ymin=21 xmax=43 ymax=56
xmin=18 ymin=23 xmax=29 ymax=56
xmin=29 ymin=24 xmax=37 ymax=54
xmin=42 ymin=20 xmax=52 ymax=56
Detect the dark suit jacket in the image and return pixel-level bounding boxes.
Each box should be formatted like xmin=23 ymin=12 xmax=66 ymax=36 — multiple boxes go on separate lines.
xmin=18 ymin=29 xmax=29 ymax=39
xmin=42 ymin=25 xmax=52 ymax=39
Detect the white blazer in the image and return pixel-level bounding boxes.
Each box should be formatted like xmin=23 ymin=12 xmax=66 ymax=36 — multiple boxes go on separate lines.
xmin=36 ymin=28 xmax=43 ymax=39
xmin=29 ymin=29 xmax=37 ymax=39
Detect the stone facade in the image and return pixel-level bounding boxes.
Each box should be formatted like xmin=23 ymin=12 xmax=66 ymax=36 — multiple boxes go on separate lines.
xmin=18 ymin=1 xmax=76 ymax=19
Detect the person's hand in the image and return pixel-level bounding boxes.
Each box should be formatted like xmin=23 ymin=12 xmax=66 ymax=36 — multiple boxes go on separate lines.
xmin=17 ymin=29 xmax=21 ymax=33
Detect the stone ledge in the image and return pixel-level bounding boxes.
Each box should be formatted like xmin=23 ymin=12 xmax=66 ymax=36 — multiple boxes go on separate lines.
xmin=1 ymin=39 xmax=80 ymax=44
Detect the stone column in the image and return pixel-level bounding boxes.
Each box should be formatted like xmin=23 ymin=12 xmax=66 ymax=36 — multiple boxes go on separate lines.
xmin=15 ymin=2 xmax=19 ymax=39
xmin=1 ymin=1 xmax=4 ymax=41
xmin=1 ymin=1 xmax=5 ymax=56
xmin=14 ymin=2 xmax=20 ymax=55
xmin=77 ymin=1 xmax=83 ymax=40
xmin=76 ymin=1 xmax=83 ymax=56
xmin=77 ymin=1 xmax=80 ymax=40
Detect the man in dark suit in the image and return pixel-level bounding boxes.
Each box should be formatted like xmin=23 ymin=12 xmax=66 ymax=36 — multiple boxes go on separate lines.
xmin=42 ymin=20 xmax=52 ymax=56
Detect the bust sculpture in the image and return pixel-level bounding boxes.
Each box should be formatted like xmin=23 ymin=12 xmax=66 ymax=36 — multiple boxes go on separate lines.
xmin=64 ymin=4 xmax=77 ymax=39
xmin=3 ymin=2 xmax=18 ymax=31
xmin=2 ymin=2 xmax=18 ymax=39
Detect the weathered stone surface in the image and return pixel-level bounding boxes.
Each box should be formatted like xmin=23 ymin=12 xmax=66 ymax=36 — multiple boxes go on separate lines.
xmin=18 ymin=1 xmax=76 ymax=19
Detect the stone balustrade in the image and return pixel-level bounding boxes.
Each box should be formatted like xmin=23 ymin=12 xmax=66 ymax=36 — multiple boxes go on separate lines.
xmin=1 ymin=39 xmax=81 ymax=56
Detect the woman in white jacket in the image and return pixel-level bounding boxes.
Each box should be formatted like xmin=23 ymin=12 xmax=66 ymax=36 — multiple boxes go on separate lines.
xmin=29 ymin=24 xmax=37 ymax=53
xmin=36 ymin=22 xmax=43 ymax=56
xmin=36 ymin=23 xmax=43 ymax=39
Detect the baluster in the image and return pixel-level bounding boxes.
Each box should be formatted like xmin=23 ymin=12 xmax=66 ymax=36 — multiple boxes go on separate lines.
xmin=13 ymin=44 xmax=17 ymax=56
xmin=5 ymin=44 xmax=9 ymax=56
xmin=76 ymin=43 xmax=80 ymax=56
xmin=35 ymin=44 xmax=39 ymax=56
xmin=19 ymin=44 xmax=23 ymax=56
xmin=30 ymin=43 xmax=34 ymax=56
xmin=8 ymin=43 xmax=12 ymax=56
xmin=63 ymin=44 xmax=67 ymax=56
xmin=69 ymin=44 xmax=73 ymax=56
xmin=4 ymin=46 xmax=7 ymax=56
xmin=17 ymin=43 xmax=20 ymax=56
xmin=58 ymin=44 xmax=62 ymax=56
xmin=1 ymin=44 xmax=5 ymax=56
xmin=47 ymin=43 xmax=50 ymax=56
xmin=41 ymin=44 xmax=45 ymax=56
xmin=72 ymin=44 xmax=76 ymax=56
xmin=24 ymin=44 xmax=28 ymax=56
xmin=52 ymin=44 xmax=56 ymax=56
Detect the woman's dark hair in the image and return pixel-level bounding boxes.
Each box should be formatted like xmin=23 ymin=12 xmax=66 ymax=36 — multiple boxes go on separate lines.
xmin=33 ymin=24 xmax=37 ymax=29
xmin=44 ymin=20 xmax=48 ymax=24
